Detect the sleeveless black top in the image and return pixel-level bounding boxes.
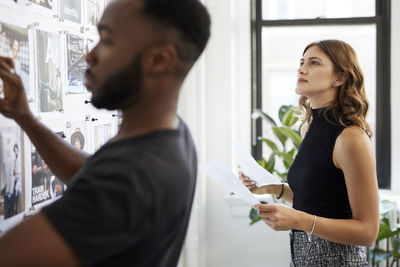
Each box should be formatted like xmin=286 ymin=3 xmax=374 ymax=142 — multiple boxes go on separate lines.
xmin=287 ymin=108 xmax=352 ymax=221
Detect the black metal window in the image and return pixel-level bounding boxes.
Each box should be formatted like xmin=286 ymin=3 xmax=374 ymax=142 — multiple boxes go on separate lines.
xmin=251 ymin=0 xmax=391 ymax=188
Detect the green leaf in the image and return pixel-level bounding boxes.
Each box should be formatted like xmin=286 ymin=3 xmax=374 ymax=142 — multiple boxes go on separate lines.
xmin=261 ymin=138 xmax=279 ymax=152
xmin=265 ymin=153 xmax=275 ymax=173
xmin=377 ymin=218 xmax=399 ymax=241
xmin=276 ymin=171 xmax=288 ymax=182
xmin=272 ymin=126 xmax=288 ymax=147
xmin=277 ymin=127 xmax=302 ymax=148
xmin=278 ymin=105 xmax=292 ymax=123
xmin=257 ymin=158 xmax=267 ymax=169
xmin=369 ymin=248 xmax=393 ymax=264
xmin=282 ymin=108 xmax=294 ymax=127
xmin=254 ymin=108 xmax=277 ymax=126
xmin=276 ymin=151 xmax=295 ymax=169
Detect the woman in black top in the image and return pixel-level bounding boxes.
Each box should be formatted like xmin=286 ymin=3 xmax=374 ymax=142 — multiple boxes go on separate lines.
xmin=240 ymin=40 xmax=378 ymax=266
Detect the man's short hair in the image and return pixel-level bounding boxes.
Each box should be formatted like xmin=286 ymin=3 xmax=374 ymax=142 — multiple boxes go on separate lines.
xmin=142 ymin=0 xmax=211 ymax=63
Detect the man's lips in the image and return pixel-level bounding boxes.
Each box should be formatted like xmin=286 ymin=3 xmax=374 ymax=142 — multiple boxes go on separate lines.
xmin=298 ymin=78 xmax=308 ymax=83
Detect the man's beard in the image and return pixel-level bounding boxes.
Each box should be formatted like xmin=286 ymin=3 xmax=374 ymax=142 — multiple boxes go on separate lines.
xmin=90 ymin=54 xmax=143 ymax=110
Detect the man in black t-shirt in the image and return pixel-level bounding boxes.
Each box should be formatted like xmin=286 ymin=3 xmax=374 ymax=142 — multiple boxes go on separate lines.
xmin=0 ymin=0 xmax=210 ymax=265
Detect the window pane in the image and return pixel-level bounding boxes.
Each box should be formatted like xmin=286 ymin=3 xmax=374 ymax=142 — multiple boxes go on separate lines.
xmin=261 ymin=25 xmax=376 ymax=159
xmin=262 ymin=0 xmax=375 ymax=20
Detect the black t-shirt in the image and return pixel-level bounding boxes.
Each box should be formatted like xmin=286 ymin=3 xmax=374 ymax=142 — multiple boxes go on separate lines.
xmin=42 ymin=118 xmax=197 ymax=266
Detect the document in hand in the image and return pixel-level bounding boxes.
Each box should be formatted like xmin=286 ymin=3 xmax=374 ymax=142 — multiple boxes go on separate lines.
xmin=234 ymin=140 xmax=282 ymax=186
xmin=199 ymin=159 xmax=260 ymax=206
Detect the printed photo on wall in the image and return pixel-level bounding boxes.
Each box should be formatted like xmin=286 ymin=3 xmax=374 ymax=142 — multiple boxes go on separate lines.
xmin=31 ymin=132 xmax=66 ymax=206
xmin=59 ymin=0 xmax=82 ymax=24
xmin=35 ymin=29 xmax=63 ymax=113
xmin=0 ymin=23 xmax=30 ymax=99
xmin=94 ymin=123 xmax=112 ymax=151
xmin=66 ymin=34 xmax=86 ymax=94
xmin=0 ymin=126 xmax=23 ymax=220
xmin=86 ymin=0 xmax=104 ymax=26
xmin=66 ymin=121 xmax=90 ymax=153
xmin=27 ymin=0 xmax=54 ymax=9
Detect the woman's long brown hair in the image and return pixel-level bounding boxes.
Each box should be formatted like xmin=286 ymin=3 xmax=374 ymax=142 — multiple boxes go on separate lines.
xmin=299 ymin=39 xmax=372 ymax=137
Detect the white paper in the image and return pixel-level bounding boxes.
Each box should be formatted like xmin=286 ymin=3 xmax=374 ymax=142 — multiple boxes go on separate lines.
xmin=235 ymin=140 xmax=282 ymax=186
xmin=199 ymin=159 xmax=260 ymax=206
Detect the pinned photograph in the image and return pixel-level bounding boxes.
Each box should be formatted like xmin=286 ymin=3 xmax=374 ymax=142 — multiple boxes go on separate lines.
xmin=66 ymin=34 xmax=86 ymax=94
xmin=0 ymin=23 xmax=30 ymax=98
xmin=94 ymin=123 xmax=112 ymax=151
xmin=0 ymin=126 xmax=23 ymax=220
xmin=87 ymin=0 xmax=104 ymax=26
xmin=27 ymin=0 xmax=54 ymax=9
xmin=66 ymin=121 xmax=90 ymax=153
xmin=31 ymin=132 xmax=66 ymax=206
xmin=59 ymin=0 xmax=82 ymax=24
xmin=35 ymin=29 xmax=63 ymax=113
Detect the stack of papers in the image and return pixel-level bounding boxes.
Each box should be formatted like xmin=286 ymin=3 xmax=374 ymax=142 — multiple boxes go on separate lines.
xmin=198 ymin=140 xmax=282 ymax=206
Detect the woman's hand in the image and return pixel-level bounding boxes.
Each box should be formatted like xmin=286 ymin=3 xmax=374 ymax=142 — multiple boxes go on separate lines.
xmin=254 ymin=203 xmax=300 ymax=231
xmin=238 ymin=171 xmax=270 ymax=194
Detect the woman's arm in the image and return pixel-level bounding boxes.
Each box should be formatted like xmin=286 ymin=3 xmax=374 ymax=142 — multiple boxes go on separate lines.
xmin=256 ymin=126 xmax=379 ymax=246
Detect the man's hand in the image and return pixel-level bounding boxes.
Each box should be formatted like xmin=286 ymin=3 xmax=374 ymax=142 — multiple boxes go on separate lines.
xmin=0 ymin=56 xmax=32 ymax=121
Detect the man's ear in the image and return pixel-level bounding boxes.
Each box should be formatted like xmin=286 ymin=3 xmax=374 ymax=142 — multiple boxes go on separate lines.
xmin=143 ymin=44 xmax=177 ymax=75
xmin=333 ymin=72 xmax=348 ymax=87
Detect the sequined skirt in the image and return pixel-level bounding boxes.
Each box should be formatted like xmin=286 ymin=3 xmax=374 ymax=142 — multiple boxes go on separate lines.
xmin=289 ymin=231 xmax=369 ymax=267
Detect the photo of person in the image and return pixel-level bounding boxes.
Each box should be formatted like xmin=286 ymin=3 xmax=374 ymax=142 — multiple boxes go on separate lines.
xmin=59 ymin=0 xmax=82 ymax=24
xmin=35 ymin=29 xmax=63 ymax=113
xmin=66 ymin=34 xmax=86 ymax=94
xmin=31 ymin=132 xmax=65 ymax=206
xmin=87 ymin=0 xmax=104 ymax=26
xmin=65 ymin=122 xmax=90 ymax=153
xmin=0 ymin=23 xmax=30 ymax=98
xmin=0 ymin=126 xmax=23 ymax=220
xmin=94 ymin=123 xmax=112 ymax=151
xmin=27 ymin=0 xmax=54 ymax=9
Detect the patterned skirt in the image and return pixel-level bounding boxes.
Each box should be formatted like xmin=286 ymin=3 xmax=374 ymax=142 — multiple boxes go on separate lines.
xmin=289 ymin=230 xmax=369 ymax=267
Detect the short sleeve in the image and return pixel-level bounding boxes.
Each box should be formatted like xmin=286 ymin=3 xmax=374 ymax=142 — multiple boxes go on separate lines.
xmin=42 ymin=157 xmax=153 ymax=265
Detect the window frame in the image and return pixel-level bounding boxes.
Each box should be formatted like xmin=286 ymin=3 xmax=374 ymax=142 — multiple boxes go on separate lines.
xmin=250 ymin=0 xmax=391 ymax=188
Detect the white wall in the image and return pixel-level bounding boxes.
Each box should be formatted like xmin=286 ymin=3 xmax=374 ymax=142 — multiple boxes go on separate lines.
xmin=390 ymin=0 xmax=400 ymax=194
xmin=178 ymin=0 xmax=400 ymax=266
xmin=179 ymin=0 xmax=290 ymax=266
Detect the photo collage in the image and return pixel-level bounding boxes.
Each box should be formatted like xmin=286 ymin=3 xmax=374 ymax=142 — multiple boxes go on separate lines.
xmin=0 ymin=0 xmax=117 ymax=228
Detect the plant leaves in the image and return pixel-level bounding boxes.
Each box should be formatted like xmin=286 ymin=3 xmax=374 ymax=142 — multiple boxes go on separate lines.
xmin=272 ymin=126 xmax=287 ymax=147
xmin=257 ymin=158 xmax=267 ymax=169
xmin=276 ymin=151 xmax=295 ymax=169
xmin=278 ymin=105 xmax=292 ymax=123
xmin=266 ymin=153 xmax=275 ymax=173
xmin=261 ymin=138 xmax=279 ymax=152
xmin=276 ymin=126 xmax=302 ymax=148
xmin=369 ymin=248 xmax=393 ymax=264
xmin=377 ymin=218 xmax=399 ymax=241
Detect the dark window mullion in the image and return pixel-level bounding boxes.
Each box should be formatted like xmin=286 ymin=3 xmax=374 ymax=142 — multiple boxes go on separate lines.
xmin=260 ymin=17 xmax=377 ymax=27
xmin=375 ymin=0 xmax=391 ymax=188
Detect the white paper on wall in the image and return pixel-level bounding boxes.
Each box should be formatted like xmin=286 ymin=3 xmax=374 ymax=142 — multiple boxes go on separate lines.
xmin=0 ymin=125 xmax=24 ymax=221
xmin=0 ymin=22 xmax=30 ymax=99
xmin=35 ymin=29 xmax=63 ymax=113
xmin=30 ymin=132 xmax=66 ymax=206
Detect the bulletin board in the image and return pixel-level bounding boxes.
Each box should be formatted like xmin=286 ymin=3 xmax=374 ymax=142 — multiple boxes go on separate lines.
xmin=0 ymin=0 xmax=118 ymax=233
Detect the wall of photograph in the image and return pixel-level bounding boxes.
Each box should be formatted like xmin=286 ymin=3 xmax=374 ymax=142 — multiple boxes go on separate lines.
xmin=0 ymin=0 xmax=118 ymax=233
